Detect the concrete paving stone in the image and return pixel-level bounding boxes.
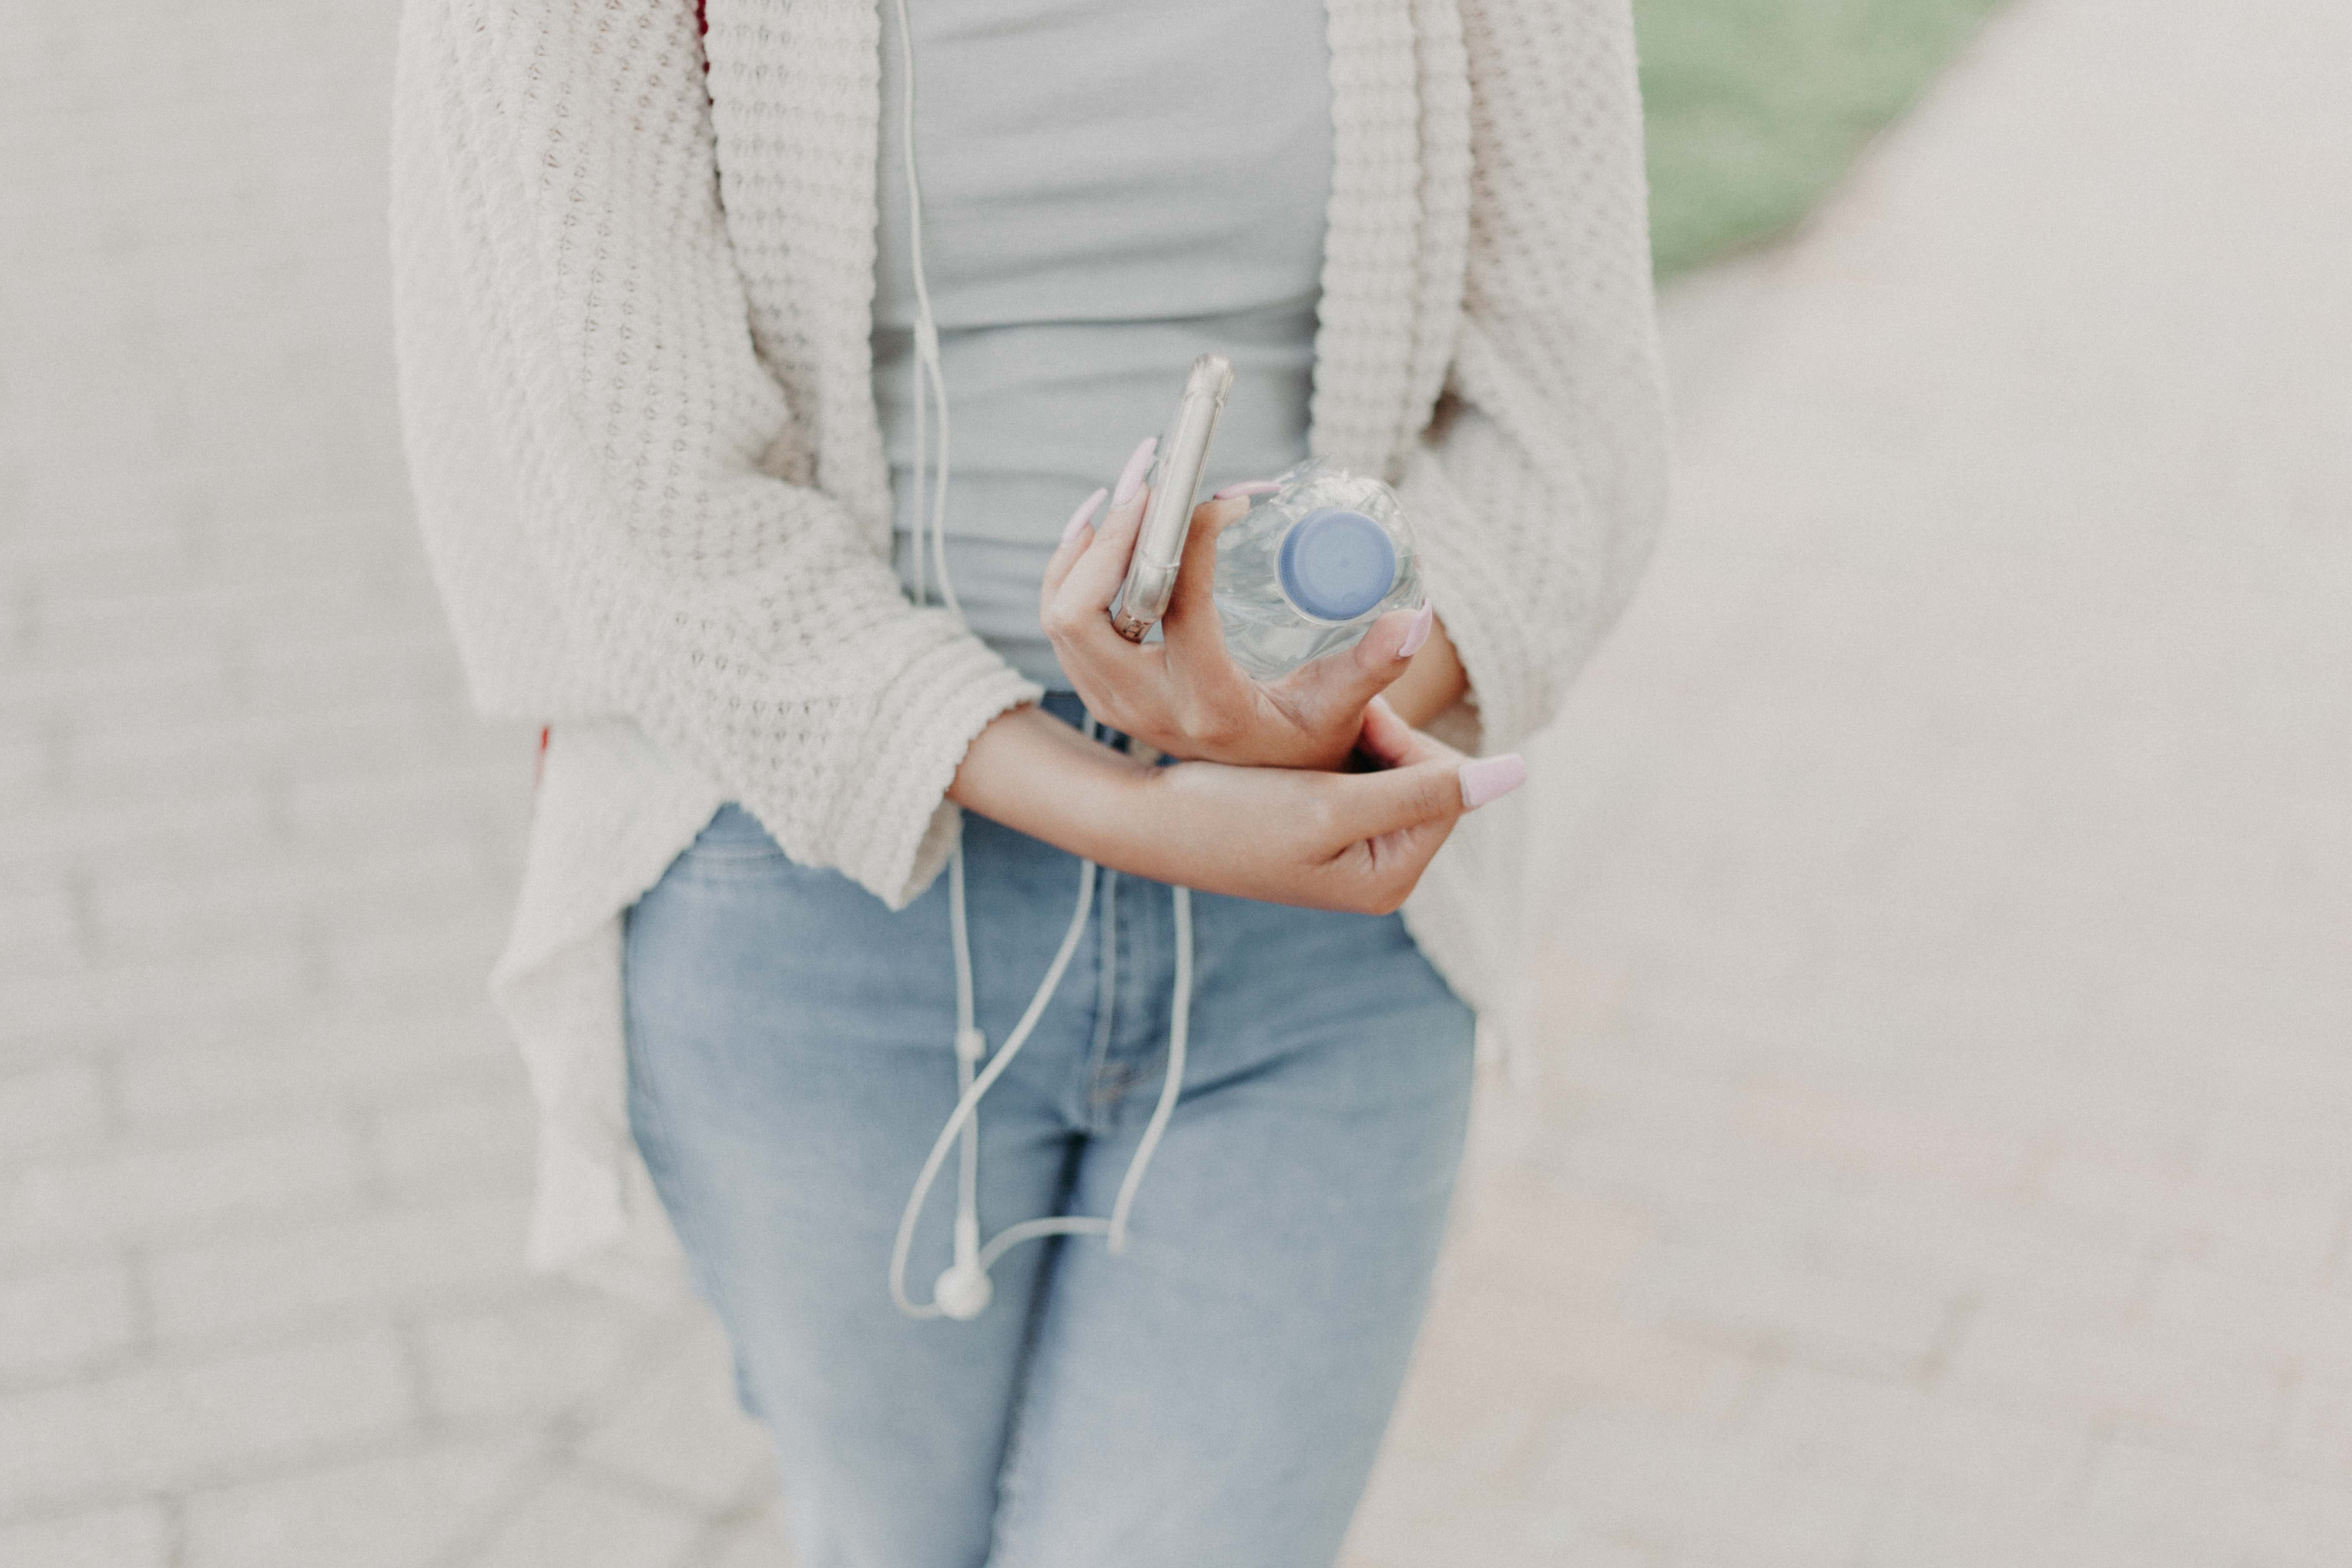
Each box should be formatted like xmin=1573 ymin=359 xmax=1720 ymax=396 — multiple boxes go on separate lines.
xmin=61 ymin=694 xmax=515 ymax=809
xmin=0 ymin=730 xmax=50 ymax=794
xmin=1533 ymin=1405 xmax=1880 ymax=1568
xmin=0 ymin=380 xmax=172 ymax=486
xmin=460 ymin=1470 xmax=704 ymax=1568
xmin=1351 ymin=1385 xmax=1671 ymax=1568
xmin=2083 ymin=961 xmax=2352 ymax=1101
xmin=0 ymin=932 xmax=309 ymax=1052
xmin=1444 ymin=1165 xmax=1655 ymax=1309
xmin=575 ymin=1316 xmax=773 ymax=1511
xmin=0 ymin=1057 xmax=110 ymax=1163
xmin=692 ymin=1502 xmax=800 ymax=1568
xmin=1346 ymin=1478 xmax=1664 ymax=1568
xmin=0 ymin=1258 xmax=139 ymax=1387
xmin=113 ymin=1000 xmax=513 ymax=1133
xmin=0 ymin=1117 xmax=358 ymax=1270
xmin=2082 ymin=1437 xmax=2352 ymax=1564
xmin=0 ymin=877 xmax=83 ymax=985
xmin=1940 ymin=1303 xmax=2289 ymax=1457
xmin=1437 ymin=1262 xmax=1753 ymax=1425
xmin=239 ymin=623 xmax=475 ymax=714
xmin=317 ymin=909 xmax=515 ymax=1006
xmin=1727 ymin=1075 xmax=2035 ymax=1201
xmin=145 ymin=1190 xmax=532 ymax=1347
xmin=90 ymin=838 xmax=490 ymax=967
xmin=2274 ymin=1375 xmax=2352 ymax=1484
xmin=0 ymin=1501 xmax=170 ymax=1568
xmin=366 ymin=1086 xmax=536 ymax=1202
xmin=1734 ymin=1361 xmax=2090 ymax=1505
xmin=0 ymin=1010 xmax=113 ymax=1082
xmin=27 ymin=566 xmax=427 ymax=661
xmin=308 ymin=827 xmax=529 ymax=926
xmin=417 ymin=1288 xmax=659 ymax=1428
xmin=0 ymin=1325 xmax=413 ymax=1515
xmin=192 ymin=502 xmax=441 ymax=583
xmin=283 ymin=754 xmax=532 ymax=859
xmin=2039 ymin=1144 xmax=2346 ymax=1287
xmin=0 ymin=780 xmax=275 ymax=885
xmin=0 ymin=505 xmax=197 ymax=592
xmin=1618 ymin=1238 xmax=1959 ymax=1379
xmin=2142 ymin=1263 xmax=2352 ymax=1384
xmin=1855 ymin=1493 xmax=2192 ymax=1568
xmin=1792 ymin=1181 xmax=2158 ymax=1332
xmin=0 ymin=639 xmax=234 ymax=738
xmin=180 ymin=1437 xmax=534 ymax=1568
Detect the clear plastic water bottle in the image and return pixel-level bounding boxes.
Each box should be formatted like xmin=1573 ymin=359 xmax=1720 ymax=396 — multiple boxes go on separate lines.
xmin=1213 ymin=456 xmax=1423 ymax=679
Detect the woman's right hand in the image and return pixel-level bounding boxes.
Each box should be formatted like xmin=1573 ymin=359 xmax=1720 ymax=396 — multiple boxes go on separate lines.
xmin=949 ymin=694 xmax=1528 ymax=915
xmin=1038 ymin=453 xmax=1436 ymax=773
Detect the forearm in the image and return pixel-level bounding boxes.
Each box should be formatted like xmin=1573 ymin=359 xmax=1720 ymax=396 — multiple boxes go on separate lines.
xmin=946 ymin=704 xmax=1156 ymax=866
xmin=945 ymin=696 xmax=1496 ymax=915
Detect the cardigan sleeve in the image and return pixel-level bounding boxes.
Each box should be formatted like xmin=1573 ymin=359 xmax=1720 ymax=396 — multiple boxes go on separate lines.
xmin=1394 ymin=0 xmax=1672 ymax=754
xmin=390 ymin=0 xmax=1040 ymax=909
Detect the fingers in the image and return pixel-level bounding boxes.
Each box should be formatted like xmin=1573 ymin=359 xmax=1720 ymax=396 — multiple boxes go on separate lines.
xmin=1160 ymin=493 xmax=1249 ymax=668
xmin=1039 ymin=485 xmax=1109 ymax=601
xmin=1056 ymin=441 xmax=1155 ymax=615
xmin=1326 ymin=755 xmax=1469 ymax=843
xmin=1356 ymin=693 xmax=1439 ymax=769
xmin=1338 ymin=699 xmax=1526 ymax=839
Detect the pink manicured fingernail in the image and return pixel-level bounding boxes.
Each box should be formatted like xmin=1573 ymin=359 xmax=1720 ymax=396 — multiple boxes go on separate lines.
xmin=1458 ymin=753 xmax=1527 ymax=809
xmin=1112 ymin=436 xmax=1157 ymax=506
xmin=1212 ymin=477 xmax=1283 ymax=500
xmin=1060 ymin=486 xmax=1108 ymax=546
xmin=1396 ymin=601 xmax=1434 ymax=659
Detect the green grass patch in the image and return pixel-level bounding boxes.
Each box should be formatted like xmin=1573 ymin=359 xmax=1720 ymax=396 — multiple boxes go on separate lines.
xmin=1636 ymin=0 xmax=2007 ymax=276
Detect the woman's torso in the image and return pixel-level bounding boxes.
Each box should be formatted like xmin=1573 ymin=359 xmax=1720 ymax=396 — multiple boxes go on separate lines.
xmin=872 ymin=0 xmax=1335 ymax=688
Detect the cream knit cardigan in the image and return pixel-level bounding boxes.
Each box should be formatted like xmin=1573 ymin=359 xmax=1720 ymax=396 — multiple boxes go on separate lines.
xmin=389 ymin=0 xmax=1668 ymax=1295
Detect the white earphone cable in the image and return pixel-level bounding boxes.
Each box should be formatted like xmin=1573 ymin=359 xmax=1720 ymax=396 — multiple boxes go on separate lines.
xmin=890 ymin=0 xmax=960 ymax=626
xmin=883 ymin=0 xmax=1190 ymax=1321
xmin=1109 ymin=884 xmax=1189 ymax=1253
xmin=948 ymin=842 xmax=983 ymax=1276
xmin=890 ymin=847 xmax=1098 ymax=1318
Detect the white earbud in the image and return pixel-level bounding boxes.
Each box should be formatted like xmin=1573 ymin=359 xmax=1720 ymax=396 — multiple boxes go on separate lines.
xmin=932 ymin=1262 xmax=994 ymax=1320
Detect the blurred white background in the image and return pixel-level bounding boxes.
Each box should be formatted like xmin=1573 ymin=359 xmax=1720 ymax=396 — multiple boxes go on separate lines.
xmin=2 ymin=0 xmax=2348 ymax=1565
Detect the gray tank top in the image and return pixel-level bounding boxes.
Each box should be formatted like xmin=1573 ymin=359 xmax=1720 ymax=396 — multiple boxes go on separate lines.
xmin=872 ymin=0 xmax=1333 ymax=689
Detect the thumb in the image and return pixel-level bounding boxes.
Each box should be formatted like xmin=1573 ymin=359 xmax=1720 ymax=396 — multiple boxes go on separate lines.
xmin=1278 ymin=601 xmax=1432 ymax=723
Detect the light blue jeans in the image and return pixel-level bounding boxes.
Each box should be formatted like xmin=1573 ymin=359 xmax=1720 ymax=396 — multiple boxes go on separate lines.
xmin=622 ymin=695 xmax=1476 ymax=1568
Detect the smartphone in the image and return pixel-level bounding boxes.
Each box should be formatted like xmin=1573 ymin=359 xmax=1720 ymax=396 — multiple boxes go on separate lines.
xmin=1109 ymin=352 xmax=1234 ymax=642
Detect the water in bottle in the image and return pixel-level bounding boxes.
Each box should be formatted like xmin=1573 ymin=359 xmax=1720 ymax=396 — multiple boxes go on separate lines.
xmin=1212 ymin=456 xmax=1422 ymax=679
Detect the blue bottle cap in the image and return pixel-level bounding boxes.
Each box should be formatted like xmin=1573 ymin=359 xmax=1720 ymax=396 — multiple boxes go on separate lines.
xmin=1277 ymin=508 xmax=1398 ymax=622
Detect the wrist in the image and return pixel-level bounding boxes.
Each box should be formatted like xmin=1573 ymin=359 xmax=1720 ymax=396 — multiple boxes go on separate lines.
xmin=947 ymin=703 xmax=1156 ymax=861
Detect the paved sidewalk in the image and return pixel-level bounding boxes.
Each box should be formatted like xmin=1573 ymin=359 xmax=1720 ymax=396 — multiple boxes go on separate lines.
xmin=2 ymin=0 xmax=2347 ymax=1564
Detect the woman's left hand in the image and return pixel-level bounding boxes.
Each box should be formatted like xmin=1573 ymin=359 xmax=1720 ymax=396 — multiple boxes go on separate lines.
xmin=1039 ymin=460 xmax=1436 ymax=771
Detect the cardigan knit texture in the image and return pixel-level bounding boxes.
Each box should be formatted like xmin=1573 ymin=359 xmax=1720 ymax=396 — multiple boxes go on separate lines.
xmin=389 ymin=0 xmax=1669 ymax=1296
